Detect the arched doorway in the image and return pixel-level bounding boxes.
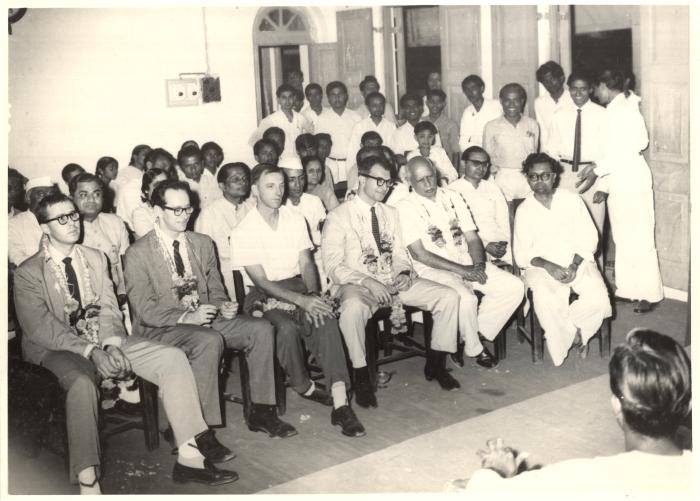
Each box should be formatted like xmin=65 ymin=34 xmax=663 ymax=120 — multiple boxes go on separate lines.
xmin=253 ymin=7 xmax=314 ymax=120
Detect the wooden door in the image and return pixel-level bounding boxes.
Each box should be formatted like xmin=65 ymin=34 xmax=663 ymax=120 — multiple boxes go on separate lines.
xmin=439 ymin=6 xmax=481 ymax=122
xmin=639 ymin=5 xmax=689 ymax=292
xmin=491 ymin=5 xmax=539 ymax=117
xmin=337 ymin=9 xmax=375 ymax=110
xmin=309 ymin=42 xmax=339 ymax=91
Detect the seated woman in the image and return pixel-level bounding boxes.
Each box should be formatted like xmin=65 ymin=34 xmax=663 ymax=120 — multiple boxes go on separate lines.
xmin=131 ymin=168 xmax=169 ymax=239
xmin=95 ymin=156 xmax=118 ymax=212
xmin=459 ymin=329 xmax=692 ymax=498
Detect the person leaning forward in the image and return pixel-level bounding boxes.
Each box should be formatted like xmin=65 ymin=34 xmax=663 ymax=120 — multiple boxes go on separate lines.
xmin=124 ymin=179 xmax=297 ymax=440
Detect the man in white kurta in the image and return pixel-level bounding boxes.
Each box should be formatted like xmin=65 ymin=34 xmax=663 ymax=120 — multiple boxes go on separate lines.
xmin=250 ymin=84 xmax=313 ymax=158
xmin=546 ymin=74 xmax=608 ymax=235
xmin=346 ymin=92 xmax=397 ymax=176
xmin=397 ymin=157 xmax=523 ymax=367
xmin=389 ymin=94 xmax=442 ymax=157
xmin=514 ymin=154 xmax=611 ymax=366
xmin=577 ymin=82 xmax=664 ymax=309
xmin=314 ymin=82 xmax=362 ymax=183
xmin=459 ymin=75 xmax=503 ymax=153
xmin=8 ymin=177 xmax=56 ymax=266
xmin=449 ymin=146 xmax=512 ymax=265
xmin=354 ymin=75 xmax=397 ymax=124
xmin=534 ymin=61 xmax=574 ymax=152
xmin=322 ymin=155 xmax=461 ymax=405
xmin=177 ymin=145 xmax=222 ymax=211
xmin=300 ymin=83 xmax=325 ymax=132
xmin=195 ymin=163 xmax=255 ymax=299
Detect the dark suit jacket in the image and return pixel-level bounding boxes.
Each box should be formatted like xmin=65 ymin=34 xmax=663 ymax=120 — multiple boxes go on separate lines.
xmin=124 ymin=230 xmax=228 ymax=337
xmin=13 ymin=244 xmax=126 ymax=365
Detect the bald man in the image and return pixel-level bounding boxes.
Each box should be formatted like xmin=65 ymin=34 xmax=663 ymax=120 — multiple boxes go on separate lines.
xmin=396 ymin=157 xmax=524 ymax=368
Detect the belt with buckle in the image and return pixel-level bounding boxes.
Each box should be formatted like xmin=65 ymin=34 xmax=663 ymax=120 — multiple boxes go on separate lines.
xmin=328 ymin=157 xmax=347 ymax=162
xmin=560 ymin=159 xmax=593 ymax=165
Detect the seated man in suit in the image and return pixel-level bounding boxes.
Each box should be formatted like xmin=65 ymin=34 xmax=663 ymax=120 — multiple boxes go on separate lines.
xmin=230 ymin=164 xmax=365 ymax=437
xmin=124 ymin=179 xmax=296 ymax=439
xmin=322 ymin=155 xmax=461 ymax=408
xmin=397 ymin=157 xmax=524 ymax=369
xmin=14 ymin=193 xmax=238 ymax=493
xmin=514 ymin=153 xmax=611 ymax=366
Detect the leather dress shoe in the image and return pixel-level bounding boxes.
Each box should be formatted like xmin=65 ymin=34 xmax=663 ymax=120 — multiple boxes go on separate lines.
xmin=195 ymin=429 xmax=236 ymax=463
xmin=354 ymin=382 xmax=377 ymax=408
xmin=634 ymin=300 xmax=654 ymax=313
xmin=172 ymin=459 xmax=238 ymax=486
xmin=424 ymin=366 xmax=461 ymax=391
xmin=331 ymin=405 xmax=366 ymax=437
xmin=301 ymin=386 xmax=333 ymax=406
xmin=474 ymin=348 xmax=498 ymax=369
xmin=248 ymin=404 xmax=298 ymax=438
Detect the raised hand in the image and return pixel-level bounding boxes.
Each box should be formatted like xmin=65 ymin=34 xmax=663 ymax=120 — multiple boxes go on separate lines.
xmin=476 ymin=437 xmax=529 ymax=479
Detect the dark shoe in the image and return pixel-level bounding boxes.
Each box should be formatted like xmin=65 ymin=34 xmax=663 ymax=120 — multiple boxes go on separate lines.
xmin=172 ymin=460 xmax=238 ymax=486
xmin=474 ymin=348 xmax=498 ymax=369
xmin=424 ymin=367 xmax=461 ymax=391
xmin=353 ymin=367 xmax=377 ymax=409
xmin=300 ymin=386 xmax=333 ymax=406
xmin=331 ymin=405 xmax=366 ymax=437
xmin=194 ymin=429 xmax=236 ymax=463
xmin=425 ymin=351 xmax=461 ymax=391
xmin=248 ymin=404 xmax=298 ymax=438
xmin=634 ymin=300 xmax=653 ymax=313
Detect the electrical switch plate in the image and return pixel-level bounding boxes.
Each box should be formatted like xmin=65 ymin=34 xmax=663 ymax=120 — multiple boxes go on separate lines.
xmin=166 ymin=78 xmax=201 ymax=107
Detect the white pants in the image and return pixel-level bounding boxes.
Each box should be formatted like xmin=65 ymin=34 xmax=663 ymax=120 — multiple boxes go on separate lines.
xmin=337 ymin=278 xmax=459 ymax=368
xmin=419 ymin=264 xmax=525 ymax=357
xmin=523 ymin=261 xmax=612 ymax=366
xmin=494 ymin=168 xmax=532 ymax=201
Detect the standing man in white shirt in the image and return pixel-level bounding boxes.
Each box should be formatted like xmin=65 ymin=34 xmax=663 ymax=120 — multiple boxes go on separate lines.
xmin=546 ymin=71 xmax=608 ymax=236
xmin=195 ymin=162 xmax=255 ymax=299
xmin=534 ymin=61 xmax=574 ymax=152
xmin=177 ymin=144 xmax=222 ymax=212
xmin=458 ymin=75 xmax=503 ymax=154
xmin=397 ymin=157 xmax=523 ymax=369
xmin=346 ymin=91 xmax=397 ymax=175
xmin=390 ymin=93 xmax=442 ymax=161
xmin=514 ymin=153 xmax=611 ymax=365
xmin=250 ymin=84 xmax=313 ymax=158
xmin=315 ymin=81 xmax=362 ymax=184
xmin=449 ymin=146 xmax=513 ymax=266
xmin=354 ymin=75 xmax=397 ymax=124
xmin=301 ymin=83 xmax=325 ymax=133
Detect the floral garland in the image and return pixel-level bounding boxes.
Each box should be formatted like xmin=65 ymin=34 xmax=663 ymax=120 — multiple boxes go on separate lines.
xmin=352 ymin=204 xmax=408 ymax=335
xmin=417 ymin=190 xmax=471 ymax=265
xmin=153 ymin=223 xmax=200 ymax=312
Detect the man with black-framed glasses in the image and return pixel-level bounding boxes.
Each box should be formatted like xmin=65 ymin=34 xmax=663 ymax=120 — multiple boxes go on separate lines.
xmin=449 ymin=146 xmax=513 ymax=266
xmin=514 ymin=153 xmax=611 ymax=366
xmin=124 ymin=179 xmax=297 ymax=449
xmin=323 ymin=156 xmax=461 ymax=405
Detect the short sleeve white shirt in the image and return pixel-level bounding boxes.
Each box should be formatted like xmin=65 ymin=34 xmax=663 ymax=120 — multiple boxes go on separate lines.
xmin=284 ymin=193 xmax=327 ymax=247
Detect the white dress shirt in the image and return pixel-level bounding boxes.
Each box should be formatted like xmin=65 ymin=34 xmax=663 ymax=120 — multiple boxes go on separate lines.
xmin=250 ymin=109 xmax=313 ymax=158
xmin=534 ymin=91 xmax=574 ymax=152
xmin=458 ymin=99 xmax=503 ymax=152
xmin=354 ymin=101 xmax=398 ymax=124
xmin=195 ymin=196 xmax=255 ymax=261
xmin=346 ymin=116 xmax=397 ymax=169
xmin=546 ymin=99 xmax=607 ymax=163
xmin=315 ymin=107 xmax=362 ymax=160
xmin=177 ymin=168 xmax=222 ymax=210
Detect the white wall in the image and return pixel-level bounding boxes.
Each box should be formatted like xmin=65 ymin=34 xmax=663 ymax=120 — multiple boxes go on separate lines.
xmin=9 ymin=7 xmax=262 ymax=181
xmin=574 ymin=5 xmax=635 ymax=34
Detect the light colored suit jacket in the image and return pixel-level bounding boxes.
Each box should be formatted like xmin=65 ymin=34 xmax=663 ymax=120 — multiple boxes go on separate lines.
xmin=124 ymin=230 xmax=228 ymax=337
xmin=321 ymin=197 xmax=413 ymax=289
xmin=13 ymin=244 xmax=126 ymax=365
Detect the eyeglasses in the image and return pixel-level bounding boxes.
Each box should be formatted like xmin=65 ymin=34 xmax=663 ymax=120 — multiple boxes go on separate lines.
xmin=466 ymin=159 xmax=490 ymax=168
xmin=226 ymin=175 xmax=249 ymax=185
xmin=45 ymin=211 xmax=80 ymax=225
xmin=163 ymin=206 xmax=195 ymax=216
xmin=360 ymin=173 xmax=395 ymax=188
xmin=527 ymin=172 xmax=554 ymax=182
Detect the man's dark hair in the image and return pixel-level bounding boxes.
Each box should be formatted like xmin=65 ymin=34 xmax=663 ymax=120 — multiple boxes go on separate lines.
xmin=69 ymin=172 xmax=103 ymax=197
xmin=360 ymin=131 xmax=383 ymax=146
xmin=364 ymin=91 xmax=386 ymax=107
xmin=535 ymin=61 xmax=565 ymax=83
xmin=295 ymin=133 xmax=318 ymax=155
xmin=251 ymin=164 xmax=283 ymax=185
xmin=414 ymin=121 xmax=438 ymax=136
xmin=130 ymin=144 xmax=151 ymax=165
xmin=521 ymin=152 xmax=563 ymax=176
xmin=95 ymin=156 xmax=117 ymax=176
xmin=567 ymin=70 xmax=593 ymax=88
xmin=426 ymin=89 xmax=447 ymax=101
xmin=499 ymin=83 xmax=527 ymax=102
xmin=263 ymin=127 xmax=286 ymax=145
xmin=304 ymin=82 xmax=322 ymax=98
xmin=609 ymin=329 xmax=691 ymax=438
xmin=314 ymin=133 xmax=332 ymax=145
xmin=141 ymin=168 xmax=168 ymax=203
xmin=217 ymin=162 xmax=250 ymax=184
xmin=462 ymin=145 xmax=491 ymax=164
xmin=359 ymin=75 xmax=379 ymax=92
xmin=326 ymin=81 xmax=348 ymax=95
xmin=201 ymin=141 xmax=223 ymax=156
xmin=596 ymin=68 xmax=626 ymax=92
xmin=181 ymin=140 xmax=199 ymax=150
xmin=358 ymin=155 xmax=391 ymax=178
xmin=254 ymin=138 xmax=281 ymax=157
xmin=276 ymin=83 xmax=296 ymax=98
xmin=461 ymin=74 xmax=485 ymax=90
xmin=61 ymin=164 xmax=85 ymax=183
xmin=151 ymin=179 xmax=192 ymax=209
xmin=177 ymin=144 xmax=202 ymax=165
xmin=34 ymin=192 xmax=75 ymax=224
xmin=356 ymin=145 xmax=383 ymax=167
xmin=399 ymin=93 xmax=422 ymax=109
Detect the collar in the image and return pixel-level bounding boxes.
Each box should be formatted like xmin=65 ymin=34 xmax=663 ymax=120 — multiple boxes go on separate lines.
xmin=47 ymin=241 xmax=78 ymax=263
xmin=354 ymin=194 xmax=379 ymax=211
xmin=156 ymin=223 xmax=186 ymax=248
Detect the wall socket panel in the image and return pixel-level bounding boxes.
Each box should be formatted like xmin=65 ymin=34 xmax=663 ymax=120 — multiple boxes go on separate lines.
xmin=166 ymin=78 xmax=201 ymax=107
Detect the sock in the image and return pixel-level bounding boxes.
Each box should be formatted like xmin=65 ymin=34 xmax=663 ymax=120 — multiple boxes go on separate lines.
xmin=77 ymin=466 xmax=101 ymax=495
xmin=302 ymin=380 xmax=316 ymax=396
xmin=177 ymin=436 xmax=205 ymax=469
xmin=331 ymin=381 xmax=347 ymax=409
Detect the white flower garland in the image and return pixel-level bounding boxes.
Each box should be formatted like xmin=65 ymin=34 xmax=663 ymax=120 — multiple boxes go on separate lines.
xmin=153 ymin=221 xmax=194 ymax=280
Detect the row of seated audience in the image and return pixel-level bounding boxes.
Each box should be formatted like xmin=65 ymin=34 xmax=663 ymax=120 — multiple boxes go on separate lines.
xmin=7 ymin=61 xmax=664 ymax=495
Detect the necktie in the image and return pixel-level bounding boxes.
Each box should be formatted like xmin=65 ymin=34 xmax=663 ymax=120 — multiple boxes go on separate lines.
xmin=173 ymin=240 xmax=185 ymax=277
xmin=370 ymin=206 xmax=382 ymax=251
xmin=572 ymin=108 xmax=582 ymax=172
xmin=63 ymin=257 xmax=82 ymax=308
